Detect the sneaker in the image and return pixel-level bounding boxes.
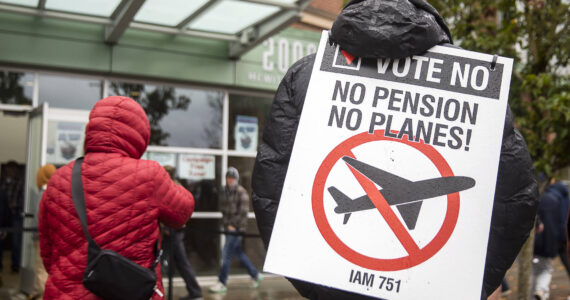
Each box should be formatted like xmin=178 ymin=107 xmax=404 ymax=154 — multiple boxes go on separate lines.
xmin=179 ymin=296 xmax=203 ymax=300
xmin=252 ymin=273 xmax=264 ymax=288
xmin=534 ymin=290 xmax=546 ymax=300
xmin=208 ymin=281 xmax=227 ymax=294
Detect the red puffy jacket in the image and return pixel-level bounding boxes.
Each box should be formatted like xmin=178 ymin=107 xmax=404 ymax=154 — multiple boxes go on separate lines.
xmin=39 ymin=96 xmax=194 ymax=299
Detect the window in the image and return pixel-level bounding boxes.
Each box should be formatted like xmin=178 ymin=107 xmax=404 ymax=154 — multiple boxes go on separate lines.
xmin=228 ymin=94 xmax=272 ymax=151
xmin=144 ymin=150 xmax=223 ymax=276
xmin=143 ymin=150 xmax=222 ymax=212
xmin=39 ymin=74 xmax=102 ymax=110
xmin=110 ymin=82 xmax=223 ymax=148
xmin=0 ymin=71 xmax=33 ymax=105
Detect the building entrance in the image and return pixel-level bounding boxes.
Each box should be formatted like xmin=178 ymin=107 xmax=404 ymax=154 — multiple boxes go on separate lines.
xmin=0 ymin=106 xmax=32 ymax=293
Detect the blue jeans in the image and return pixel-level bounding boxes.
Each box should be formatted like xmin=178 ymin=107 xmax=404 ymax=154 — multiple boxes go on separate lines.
xmin=218 ymin=232 xmax=258 ymax=284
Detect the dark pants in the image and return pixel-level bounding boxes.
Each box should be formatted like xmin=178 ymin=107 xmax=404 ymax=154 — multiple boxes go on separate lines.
xmin=0 ymin=213 xmax=22 ymax=271
xmin=558 ymin=244 xmax=570 ymax=277
xmin=164 ymin=230 xmax=202 ymax=298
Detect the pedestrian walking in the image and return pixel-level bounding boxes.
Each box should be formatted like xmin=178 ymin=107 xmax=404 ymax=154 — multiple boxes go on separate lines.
xmin=532 ymin=182 xmax=566 ymax=300
xmin=38 ymin=96 xmax=195 ymax=299
xmin=208 ymin=167 xmax=262 ymax=293
xmin=551 ymin=181 xmax=570 ymax=277
xmin=251 ymin=0 xmax=538 ymax=299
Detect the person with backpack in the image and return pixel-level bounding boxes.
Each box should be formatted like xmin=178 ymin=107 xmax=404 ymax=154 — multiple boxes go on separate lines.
xmin=39 ymin=96 xmax=194 ymax=299
xmin=251 ymin=1 xmax=538 ymax=299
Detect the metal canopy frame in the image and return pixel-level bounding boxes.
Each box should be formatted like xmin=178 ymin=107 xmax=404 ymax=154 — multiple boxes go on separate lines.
xmin=0 ymin=0 xmax=312 ymax=58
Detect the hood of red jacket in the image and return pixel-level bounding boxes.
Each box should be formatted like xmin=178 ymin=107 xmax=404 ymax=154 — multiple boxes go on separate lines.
xmin=84 ymin=96 xmax=150 ymax=158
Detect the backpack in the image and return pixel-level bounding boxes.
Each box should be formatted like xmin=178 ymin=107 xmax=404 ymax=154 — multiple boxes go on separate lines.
xmin=71 ymin=158 xmax=163 ymax=300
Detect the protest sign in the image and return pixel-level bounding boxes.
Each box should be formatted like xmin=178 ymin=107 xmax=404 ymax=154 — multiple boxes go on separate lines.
xmin=264 ymin=31 xmax=513 ymax=299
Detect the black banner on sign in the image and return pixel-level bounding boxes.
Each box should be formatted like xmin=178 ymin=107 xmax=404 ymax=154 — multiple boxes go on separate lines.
xmin=320 ymin=44 xmax=504 ymax=100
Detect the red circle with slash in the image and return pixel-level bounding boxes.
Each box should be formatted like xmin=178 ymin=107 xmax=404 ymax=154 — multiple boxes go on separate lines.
xmin=312 ymin=130 xmax=460 ymax=271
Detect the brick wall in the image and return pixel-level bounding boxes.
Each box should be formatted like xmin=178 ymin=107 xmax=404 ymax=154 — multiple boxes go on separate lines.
xmin=292 ymin=0 xmax=343 ymax=31
xmin=309 ymin=0 xmax=343 ymax=15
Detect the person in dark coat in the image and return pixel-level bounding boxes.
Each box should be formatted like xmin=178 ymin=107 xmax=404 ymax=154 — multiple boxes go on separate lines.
xmin=550 ymin=181 xmax=570 ymax=276
xmin=251 ymin=0 xmax=538 ymax=299
xmin=161 ymin=166 xmax=202 ymax=300
xmin=532 ymin=183 xmax=566 ymax=300
xmin=0 ymin=160 xmax=24 ymax=273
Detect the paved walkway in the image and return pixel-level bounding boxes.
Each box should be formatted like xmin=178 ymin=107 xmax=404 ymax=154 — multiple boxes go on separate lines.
xmin=0 ymin=274 xmax=303 ymax=300
xmin=0 ymin=258 xmax=568 ymax=299
xmin=501 ymin=256 xmax=570 ymax=300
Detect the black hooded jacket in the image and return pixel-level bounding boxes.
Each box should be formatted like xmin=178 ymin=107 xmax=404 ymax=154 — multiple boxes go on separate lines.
xmin=252 ymin=1 xmax=538 ymax=299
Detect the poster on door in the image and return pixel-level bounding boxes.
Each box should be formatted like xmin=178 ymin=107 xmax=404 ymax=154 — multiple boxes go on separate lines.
xmin=263 ymin=31 xmax=513 ymax=299
xmin=148 ymin=152 xmax=176 ymax=167
xmin=235 ymin=115 xmax=258 ymax=152
xmin=47 ymin=121 xmax=85 ymax=165
xmin=177 ymin=153 xmax=216 ymax=181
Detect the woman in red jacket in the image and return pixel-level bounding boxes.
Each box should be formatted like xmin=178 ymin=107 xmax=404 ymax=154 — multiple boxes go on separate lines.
xmin=38 ymin=96 xmax=194 ymax=299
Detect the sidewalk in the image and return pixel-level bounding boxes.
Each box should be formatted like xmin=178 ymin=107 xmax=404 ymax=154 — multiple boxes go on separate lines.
xmin=0 ymin=259 xmax=568 ymax=299
xmin=0 ymin=273 xmax=304 ymax=300
xmin=162 ymin=275 xmax=304 ymax=300
xmin=501 ymin=256 xmax=570 ymax=300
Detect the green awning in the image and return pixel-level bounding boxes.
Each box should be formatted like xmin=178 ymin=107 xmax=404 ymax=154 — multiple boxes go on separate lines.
xmin=0 ymin=0 xmax=311 ymax=58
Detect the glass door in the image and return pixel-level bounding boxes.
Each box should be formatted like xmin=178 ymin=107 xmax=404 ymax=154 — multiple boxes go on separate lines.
xmin=20 ymin=102 xmax=48 ymax=294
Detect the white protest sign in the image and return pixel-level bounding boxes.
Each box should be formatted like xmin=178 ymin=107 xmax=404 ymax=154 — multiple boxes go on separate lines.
xmin=264 ymin=31 xmax=513 ymax=300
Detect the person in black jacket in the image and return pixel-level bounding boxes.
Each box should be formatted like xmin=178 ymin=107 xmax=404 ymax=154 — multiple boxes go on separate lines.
xmin=532 ymin=184 xmax=566 ymax=300
xmin=252 ymin=0 xmax=538 ymax=299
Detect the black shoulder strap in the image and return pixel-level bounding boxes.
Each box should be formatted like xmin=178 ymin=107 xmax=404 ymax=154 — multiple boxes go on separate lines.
xmin=71 ymin=158 xmax=101 ymax=258
xmin=72 ymin=157 xmax=162 ymax=266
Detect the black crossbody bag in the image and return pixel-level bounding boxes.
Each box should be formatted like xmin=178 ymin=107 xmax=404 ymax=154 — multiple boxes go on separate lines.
xmin=71 ymin=158 xmax=163 ymax=300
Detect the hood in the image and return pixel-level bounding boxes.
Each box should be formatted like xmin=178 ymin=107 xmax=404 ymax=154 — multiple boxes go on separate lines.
xmin=84 ymin=96 xmax=150 ymax=159
xmin=226 ymin=167 xmax=240 ymax=183
xmin=549 ymin=182 xmax=569 ymax=199
xmin=330 ymin=0 xmax=452 ymax=59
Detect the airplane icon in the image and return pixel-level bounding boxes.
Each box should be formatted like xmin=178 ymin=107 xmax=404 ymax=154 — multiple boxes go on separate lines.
xmin=328 ymin=156 xmax=476 ymax=230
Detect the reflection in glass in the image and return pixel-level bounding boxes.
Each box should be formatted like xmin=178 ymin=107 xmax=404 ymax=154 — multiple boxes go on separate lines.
xmin=144 ymin=153 xmax=222 ymax=276
xmin=145 ymin=151 xmax=222 ymax=212
xmin=0 ymin=71 xmax=33 ymax=105
xmin=39 ymin=74 xmax=102 ymax=110
xmin=111 ymin=82 xmax=223 ymax=148
xmin=179 ymin=155 xmax=222 ymax=213
xmin=228 ymin=95 xmax=272 ymax=151
xmin=185 ymin=219 xmax=222 ymax=276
